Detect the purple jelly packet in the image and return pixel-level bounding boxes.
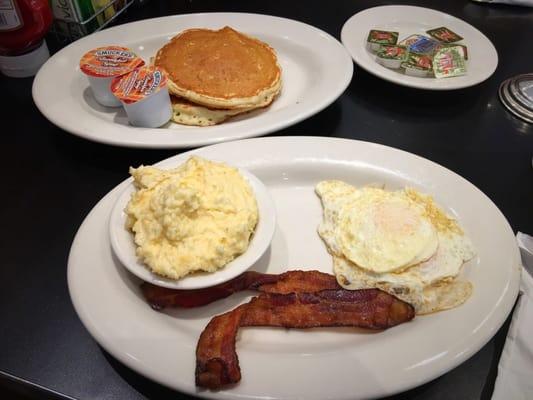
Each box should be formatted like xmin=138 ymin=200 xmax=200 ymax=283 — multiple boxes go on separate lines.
xmin=399 ymin=34 xmax=439 ymax=54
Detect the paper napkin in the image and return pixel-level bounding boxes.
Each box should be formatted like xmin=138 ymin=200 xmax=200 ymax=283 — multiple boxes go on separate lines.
xmin=473 ymin=0 xmax=533 ymax=7
xmin=492 ymin=232 xmax=533 ymax=400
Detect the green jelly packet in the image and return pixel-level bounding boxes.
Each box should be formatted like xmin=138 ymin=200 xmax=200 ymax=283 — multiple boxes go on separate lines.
xmin=442 ymin=43 xmax=468 ymax=60
xmin=433 ymin=46 xmax=467 ymax=78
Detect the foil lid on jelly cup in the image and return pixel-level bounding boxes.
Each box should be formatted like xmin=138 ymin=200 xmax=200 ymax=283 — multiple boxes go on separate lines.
xmin=111 ymin=66 xmax=168 ymax=104
xmin=433 ymin=47 xmax=466 ymax=79
xmin=79 ymin=46 xmax=144 ymax=77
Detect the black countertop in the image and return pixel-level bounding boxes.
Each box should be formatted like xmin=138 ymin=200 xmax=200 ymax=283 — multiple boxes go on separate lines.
xmin=1 ymin=1 xmax=532 ymax=399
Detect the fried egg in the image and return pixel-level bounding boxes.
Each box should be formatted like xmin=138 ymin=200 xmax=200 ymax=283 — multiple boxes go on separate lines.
xmin=317 ymin=181 xmax=439 ymax=273
xmin=316 ymin=180 xmax=476 ymax=314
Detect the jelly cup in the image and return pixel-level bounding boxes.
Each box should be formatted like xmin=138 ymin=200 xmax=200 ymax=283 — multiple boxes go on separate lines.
xmin=376 ymin=45 xmax=407 ymax=69
xmin=402 ymin=53 xmax=433 ymax=77
xmin=433 ymin=47 xmax=466 ymax=79
xmin=111 ymin=66 xmax=172 ymax=128
xmin=79 ymin=46 xmax=144 ymax=107
xmin=367 ymin=30 xmax=398 ymax=52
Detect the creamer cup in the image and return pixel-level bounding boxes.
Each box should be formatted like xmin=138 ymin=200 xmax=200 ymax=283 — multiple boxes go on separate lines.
xmin=79 ymin=46 xmax=144 ymax=107
xmin=111 ymin=66 xmax=172 ymax=128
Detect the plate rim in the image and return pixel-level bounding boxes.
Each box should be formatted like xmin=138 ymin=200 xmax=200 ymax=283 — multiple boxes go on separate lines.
xmin=340 ymin=5 xmax=499 ymax=90
xmin=67 ymin=136 xmax=520 ymax=399
xmin=32 ymin=12 xmax=354 ymax=149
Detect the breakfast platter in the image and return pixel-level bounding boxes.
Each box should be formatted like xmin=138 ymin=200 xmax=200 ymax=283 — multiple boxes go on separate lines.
xmin=68 ymin=136 xmax=520 ymax=400
xmin=341 ymin=5 xmax=498 ymax=90
xmin=32 ymin=13 xmax=353 ymax=148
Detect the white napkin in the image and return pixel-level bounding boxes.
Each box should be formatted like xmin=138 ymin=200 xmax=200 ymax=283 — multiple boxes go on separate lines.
xmin=492 ymin=232 xmax=533 ymax=400
xmin=472 ymin=0 xmax=533 ymax=6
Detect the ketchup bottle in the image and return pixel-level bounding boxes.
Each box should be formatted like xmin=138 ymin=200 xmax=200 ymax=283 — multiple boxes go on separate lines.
xmin=0 ymin=0 xmax=53 ymax=77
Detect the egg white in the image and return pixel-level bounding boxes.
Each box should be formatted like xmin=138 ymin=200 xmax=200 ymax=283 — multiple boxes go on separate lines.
xmin=317 ymin=182 xmax=439 ymax=273
xmin=316 ymin=180 xmax=476 ymax=314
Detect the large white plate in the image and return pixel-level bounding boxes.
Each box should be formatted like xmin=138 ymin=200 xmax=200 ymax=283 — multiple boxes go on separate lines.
xmin=341 ymin=5 xmax=498 ymax=90
xmin=68 ymin=137 xmax=520 ymax=400
xmin=33 ymin=13 xmax=353 ymax=149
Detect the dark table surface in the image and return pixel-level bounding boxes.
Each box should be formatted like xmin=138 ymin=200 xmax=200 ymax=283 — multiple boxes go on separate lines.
xmin=1 ymin=0 xmax=532 ymax=399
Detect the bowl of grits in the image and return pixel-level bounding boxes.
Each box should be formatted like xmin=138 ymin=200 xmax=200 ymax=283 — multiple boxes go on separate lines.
xmin=109 ymin=156 xmax=276 ymax=290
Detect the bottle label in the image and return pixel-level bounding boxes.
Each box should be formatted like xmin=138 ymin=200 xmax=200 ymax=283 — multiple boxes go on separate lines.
xmin=0 ymin=0 xmax=23 ymax=31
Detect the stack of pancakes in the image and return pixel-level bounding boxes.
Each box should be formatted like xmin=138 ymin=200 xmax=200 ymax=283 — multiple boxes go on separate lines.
xmin=154 ymin=26 xmax=282 ymax=126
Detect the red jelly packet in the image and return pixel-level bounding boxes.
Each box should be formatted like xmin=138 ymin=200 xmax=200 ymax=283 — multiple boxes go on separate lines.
xmin=111 ymin=66 xmax=168 ymax=104
xmin=377 ymin=45 xmax=407 ymax=60
xmin=79 ymin=46 xmax=144 ymax=77
xmin=405 ymin=52 xmax=433 ymax=70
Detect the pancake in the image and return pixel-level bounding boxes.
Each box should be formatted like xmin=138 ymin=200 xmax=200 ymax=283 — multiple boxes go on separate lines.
xmin=170 ymin=94 xmax=277 ymax=126
xmin=170 ymin=96 xmax=253 ymax=126
xmin=155 ymin=27 xmax=282 ymax=110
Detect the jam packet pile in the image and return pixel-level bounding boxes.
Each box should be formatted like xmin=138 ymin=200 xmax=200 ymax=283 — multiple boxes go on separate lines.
xmin=366 ymin=27 xmax=467 ymax=78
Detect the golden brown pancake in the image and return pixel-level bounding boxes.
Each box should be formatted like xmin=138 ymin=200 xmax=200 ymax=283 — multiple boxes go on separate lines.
xmin=170 ymin=93 xmax=277 ymax=126
xmin=155 ymin=26 xmax=282 ymax=110
xmin=170 ymin=96 xmax=253 ymax=126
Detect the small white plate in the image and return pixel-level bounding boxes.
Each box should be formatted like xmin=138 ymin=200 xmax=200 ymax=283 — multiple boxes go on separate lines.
xmin=68 ymin=137 xmax=520 ymax=400
xmin=109 ymin=163 xmax=276 ymax=290
xmin=32 ymin=13 xmax=353 ymax=148
xmin=341 ymin=5 xmax=498 ymax=90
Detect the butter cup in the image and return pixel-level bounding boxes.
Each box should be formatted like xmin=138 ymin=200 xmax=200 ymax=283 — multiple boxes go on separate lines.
xmin=79 ymin=46 xmax=144 ymax=107
xmin=111 ymin=66 xmax=172 ymax=128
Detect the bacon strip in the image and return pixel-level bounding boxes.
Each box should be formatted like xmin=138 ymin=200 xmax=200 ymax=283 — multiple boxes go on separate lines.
xmin=195 ymin=289 xmax=415 ymax=389
xmin=141 ymin=270 xmax=340 ymax=310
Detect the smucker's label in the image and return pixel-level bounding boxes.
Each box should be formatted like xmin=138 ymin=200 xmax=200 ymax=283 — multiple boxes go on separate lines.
xmin=377 ymin=45 xmax=407 ymax=60
xmin=433 ymin=47 xmax=466 ymax=78
xmin=80 ymin=46 xmax=144 ymax=77
xmin=404 ymin=52 xmax=433 ymax=71
xmin=111 ymin=66 xmax=168 ymax=103
xmin=427 ymin=27 xmax=463 ymax=44
xmin=367 ymin=30 xmax=398 ymax=45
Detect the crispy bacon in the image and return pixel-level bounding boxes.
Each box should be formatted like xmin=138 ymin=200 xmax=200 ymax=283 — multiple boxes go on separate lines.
xmin=141 ymin=270 xmax=340 ymax=310
xmin=195 ymin=289 xmax=415 ymax=389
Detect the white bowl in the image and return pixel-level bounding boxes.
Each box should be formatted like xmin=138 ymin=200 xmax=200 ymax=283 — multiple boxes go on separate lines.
xmin=108 ymin=164 xmax=276 ymax=290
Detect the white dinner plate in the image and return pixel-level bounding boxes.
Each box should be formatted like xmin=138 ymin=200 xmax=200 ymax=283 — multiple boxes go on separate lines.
xmin=109 ymin=164 xmax=277 ymax=290
xmin=68 ymin=137 xmax=520 ymax=400
xmin=341 ymin=5 xmax=498 ymax=90
xmin=32 ymin=13 xmax=353 ymax=149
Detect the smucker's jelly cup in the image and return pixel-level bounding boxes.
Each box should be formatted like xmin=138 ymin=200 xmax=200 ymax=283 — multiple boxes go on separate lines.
xmin=111 ymin=66 xmax=172 ymax=128
xmin=399 ymin=34 xmax=439 ymax=54
xmin=79 ymin=46 xmax=144 ymax=107
xmin=367 ymin=30 xmax=398 ymax=51
xmin=426 ymin=27 xmax=463 ymax=44
xmin=376 ymin=45 xmax=407 ymax=69
xmin=402 ymin=52 xmax=434 ymax=77
xmin=433 ymin=46 xmax=466 ymax=79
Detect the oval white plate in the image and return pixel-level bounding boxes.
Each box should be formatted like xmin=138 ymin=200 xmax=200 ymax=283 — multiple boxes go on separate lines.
xmin=68 ymin=137 xmax=520 ymax=400
xmin=32 ymin=13 xmax=353 ymax=149
xmin=341 ymin=5 xmax=498 ymax=90
xmin=109 ymin=164 xmax=276 ymax=290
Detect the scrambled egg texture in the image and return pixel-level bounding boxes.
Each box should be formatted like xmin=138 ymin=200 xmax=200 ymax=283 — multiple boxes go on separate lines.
xmin=125 ymin=156 xmax=258 ymax=279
